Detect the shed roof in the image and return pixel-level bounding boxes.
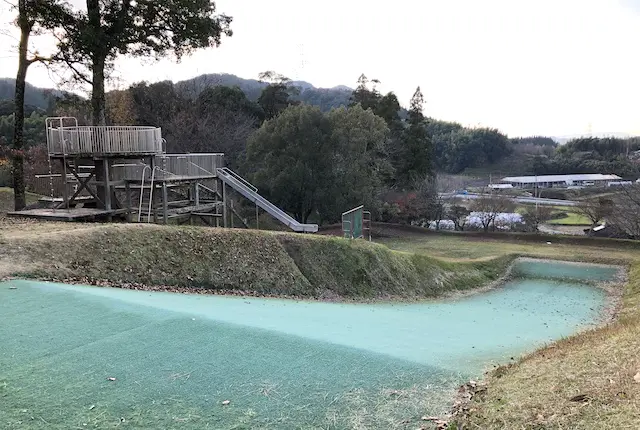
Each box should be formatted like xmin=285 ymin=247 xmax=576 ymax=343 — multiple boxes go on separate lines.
xmin=501 ymin=174 xmax=621 ymax=184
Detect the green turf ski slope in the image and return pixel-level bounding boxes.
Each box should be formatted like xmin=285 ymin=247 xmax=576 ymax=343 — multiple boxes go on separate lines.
xmin=0 ymin=262 xmax=615 ymax=429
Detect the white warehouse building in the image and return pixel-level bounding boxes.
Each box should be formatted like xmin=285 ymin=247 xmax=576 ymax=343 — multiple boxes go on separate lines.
xmin=501 ymin=174 xmax=622 ymax=188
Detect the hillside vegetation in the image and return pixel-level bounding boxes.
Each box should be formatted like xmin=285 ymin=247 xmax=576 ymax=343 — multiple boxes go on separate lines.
xmin=2 ymin=223 xmax=511 ymax=300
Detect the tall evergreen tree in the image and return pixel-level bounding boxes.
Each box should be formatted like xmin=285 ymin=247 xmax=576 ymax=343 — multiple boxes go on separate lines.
xmin=402 ymin=86 xmax=433 ymax=182
xmin=348 ymin=74 xmax=380 ymax=111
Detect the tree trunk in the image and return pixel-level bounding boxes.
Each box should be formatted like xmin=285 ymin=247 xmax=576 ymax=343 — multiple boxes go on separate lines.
xmin=87 ymin=0 xmax=106 ymax=126
xmin=303 ymin=208 xmax=313 ymax=224
xmin=12 ymin=0 xmax=32 ymax=211
xmin=91 ymin=54 xmax=107 ymax=126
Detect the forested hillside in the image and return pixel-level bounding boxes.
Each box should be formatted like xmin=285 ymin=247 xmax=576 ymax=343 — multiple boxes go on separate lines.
xmin=0 ymin=79 xmax=60 ymax=111
xmin=2 ymin=72 xmax=640 ymax=224
xmin=2 ymin=73 xmax=639 ymax=180
xmin=0 ymin=73 xmax=352 ymax=113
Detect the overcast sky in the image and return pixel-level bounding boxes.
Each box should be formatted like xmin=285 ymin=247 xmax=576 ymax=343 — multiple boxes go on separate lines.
xmin=1 ymin=0 xmax=640 ymax=137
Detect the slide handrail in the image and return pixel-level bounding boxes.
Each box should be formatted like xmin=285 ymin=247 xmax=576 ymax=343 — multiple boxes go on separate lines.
xmin=216 ymin=168 xmax=317 ymax=233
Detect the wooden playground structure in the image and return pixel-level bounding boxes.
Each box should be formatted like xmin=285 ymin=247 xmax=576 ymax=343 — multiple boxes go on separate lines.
xmin=9 ymin=117 xmax=318 ymax=232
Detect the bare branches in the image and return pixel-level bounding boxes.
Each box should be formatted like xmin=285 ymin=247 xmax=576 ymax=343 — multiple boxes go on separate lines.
xmin=604 ymin=185 xmax=640 ymax=238
xmin=521 ymin=205 xmax=553 ymax=232
xmin=470 ymin=191 xmax=515 ymax=232
xmin=446 ymin=200 xmax=470 ymax=231
xmin=574 ymin=197 xmax=613 ymax=227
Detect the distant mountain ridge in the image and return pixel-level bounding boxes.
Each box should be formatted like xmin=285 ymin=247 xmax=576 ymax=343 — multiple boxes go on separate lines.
xmin=0 ymin=73 xmax=353 ymax=113
xmin=174 ymin=73 xmax=353 ymax=111
xmin=0 ymin=79 xmax=64 ymax=110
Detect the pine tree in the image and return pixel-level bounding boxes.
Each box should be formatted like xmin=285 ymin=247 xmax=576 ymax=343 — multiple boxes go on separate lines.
xmin=402 ymin=87 xmax=434 ymax=182
xmin=348 ymin=74 xmax=380 ymax=111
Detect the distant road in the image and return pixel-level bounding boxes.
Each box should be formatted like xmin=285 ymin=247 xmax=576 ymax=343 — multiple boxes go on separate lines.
xmin=441 ymin=193 xmax=577 ymax=207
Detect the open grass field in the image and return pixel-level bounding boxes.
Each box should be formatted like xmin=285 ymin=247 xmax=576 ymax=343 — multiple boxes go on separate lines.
xmin=377 ymin=232 xmax=634 ymax=263
xmin=547 ymin=211 xmax=592 ymax=226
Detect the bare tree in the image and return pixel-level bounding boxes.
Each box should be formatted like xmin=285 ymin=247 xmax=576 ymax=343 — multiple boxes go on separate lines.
xmin=164 ymin=108 xmax=257 ymax=168
xmin=575 ymin=197 xmax=613 ymax=228
xmin=605 ymin=186 xmax=640 ymax=238
xmin=470 ymin=191 xmax=515 ymax=232
xmin=521 ymin=205 xmax=554 ymax=232
xmin=446 ymin=200 xmax=470 ymax=231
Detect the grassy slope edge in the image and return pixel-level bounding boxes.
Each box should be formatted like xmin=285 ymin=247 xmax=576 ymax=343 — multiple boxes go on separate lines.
xmin=5 ymin=224 xmax=512 ymax=300
xmin=374 ymin=233 xmax=640 ymax=429
xmin=450 ymin=262 xmax=640 ymax=430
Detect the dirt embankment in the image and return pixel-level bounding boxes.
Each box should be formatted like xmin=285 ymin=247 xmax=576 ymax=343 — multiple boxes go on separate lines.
xmin=1 ymin=222 xmax=513 ymax=301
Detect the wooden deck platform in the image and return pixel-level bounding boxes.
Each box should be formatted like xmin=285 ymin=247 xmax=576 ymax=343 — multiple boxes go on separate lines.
xmin=7 ymin=208 xmax=127 ymax=221
xmin=120 ymin=174 xmax=217 ymax=184
xmin=38 ymin=195 xmax=95 ymax=203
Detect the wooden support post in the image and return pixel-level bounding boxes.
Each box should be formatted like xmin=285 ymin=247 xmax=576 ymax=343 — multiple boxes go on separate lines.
xmin=215 ymin=200 xmax=219 ymax=228
xmin=103 ymin=158 xmax=112 ymax=211
xmin=61 ymin=159 xmax=69 ymax=209
xmin=125 ymin=181 xmax=132 ymax=222
xmin=230 ymin=199 xmax=234 ymax=229
xmin=162 ymin=182 xmax=168 ymax=225
xmin=153 ymin=184 xmax=158 ymax=223
xmin=195 ymin=183 xmax=200 ymax=206
xmin=222 ymin=180 xmax=227 ymax=228
xmin=256 ymin=204 xmax=259 ymax=230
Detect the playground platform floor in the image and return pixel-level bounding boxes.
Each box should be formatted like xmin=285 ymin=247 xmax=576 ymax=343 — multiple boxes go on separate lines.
xmin=7 ymin=208 xmax=127 ymax=221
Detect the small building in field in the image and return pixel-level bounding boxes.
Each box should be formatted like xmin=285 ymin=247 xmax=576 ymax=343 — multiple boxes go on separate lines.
xmin=500 ymin=173 xmax=622 ymax=188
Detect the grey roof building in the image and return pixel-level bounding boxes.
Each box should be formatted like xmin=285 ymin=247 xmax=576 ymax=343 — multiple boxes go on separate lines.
xmin=501 ymin=174 xmax=621 ymax=188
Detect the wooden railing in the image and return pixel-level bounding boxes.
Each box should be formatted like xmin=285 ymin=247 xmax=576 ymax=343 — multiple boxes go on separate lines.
xmin=28 ymin=175 xmax=92 ymax=199
xmin=46 ymin=125 xmax=163 ymax=156
xmin=111 ymin=153 xmax=225 ymax=182
xmin=154 ymin=154 xmax=224 ymax=179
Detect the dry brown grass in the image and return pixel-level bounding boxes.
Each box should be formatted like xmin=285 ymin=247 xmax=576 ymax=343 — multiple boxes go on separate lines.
xmin=455 ymin=314 xmax=640 ymax=429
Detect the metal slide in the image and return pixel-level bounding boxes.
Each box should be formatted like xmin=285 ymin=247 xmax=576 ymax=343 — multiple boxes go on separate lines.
xmin=216 ymin=168 xmax=318 ymax=233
